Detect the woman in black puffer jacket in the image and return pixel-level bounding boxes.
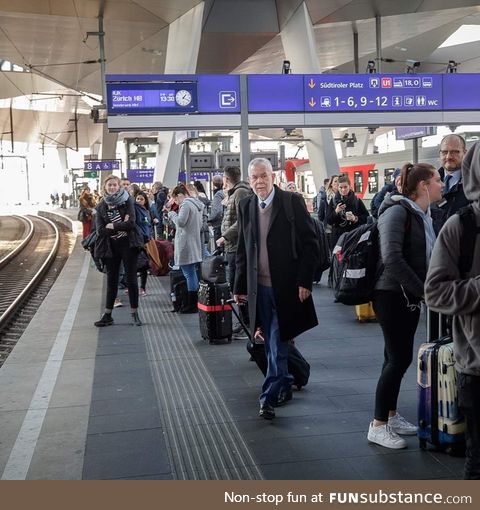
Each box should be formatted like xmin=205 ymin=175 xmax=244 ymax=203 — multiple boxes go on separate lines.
xmin=367 ymin=163 xmax=443 ymax=450
xmin=94 ymin=175 xmax=144 ymax=327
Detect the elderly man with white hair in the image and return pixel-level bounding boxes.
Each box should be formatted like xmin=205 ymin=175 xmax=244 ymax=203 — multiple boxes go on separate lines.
xmin=234 ymin=158 xmax=319 ymax=420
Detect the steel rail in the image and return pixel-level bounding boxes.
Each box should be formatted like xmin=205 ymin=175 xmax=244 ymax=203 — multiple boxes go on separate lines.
xmin=0 ymin=216 xmax=34 ymax=269
xmin=0 ymin=215 xmax=60 ymax=331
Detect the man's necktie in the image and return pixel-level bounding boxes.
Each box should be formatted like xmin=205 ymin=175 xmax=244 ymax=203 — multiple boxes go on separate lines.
xmin=444 ymin=174 xmax=451 ymax=194
xmin=260 ymin=201 xmax=266 ymax=209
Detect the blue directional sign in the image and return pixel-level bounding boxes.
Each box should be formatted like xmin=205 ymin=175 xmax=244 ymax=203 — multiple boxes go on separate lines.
xmin=127 ymin=168 xmax=154 ymax=183
xmin=304 ymin=74 xmax=443 ymax=112
xmin=443 ymin=74 xmax=480 ymax=110
xmin=107 ymin=73 xmax=480 ymax=117
xmin=247 ymin=75 xmax=304 ymax=112
xmin=84 ymin=160 xmax=121 ymax=171
xmin=395 ymin=126 xmax=437 ymax=140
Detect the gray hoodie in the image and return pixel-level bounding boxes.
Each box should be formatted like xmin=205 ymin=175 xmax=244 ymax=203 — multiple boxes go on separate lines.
xmin=425 ymin=141 xmax=480 ymax=376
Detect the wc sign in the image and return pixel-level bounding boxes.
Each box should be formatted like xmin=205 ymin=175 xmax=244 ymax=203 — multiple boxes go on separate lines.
xmin=381 ymin=77 xmax=392 ymax=88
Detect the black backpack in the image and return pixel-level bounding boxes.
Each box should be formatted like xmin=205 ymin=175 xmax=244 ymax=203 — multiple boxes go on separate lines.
xmin=332 ymin=222 xmax=380 ymax=305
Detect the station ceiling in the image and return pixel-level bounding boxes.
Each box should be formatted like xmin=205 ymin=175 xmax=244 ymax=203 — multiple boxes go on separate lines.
xmin=1 ymin=0 xmax=480 ymax=148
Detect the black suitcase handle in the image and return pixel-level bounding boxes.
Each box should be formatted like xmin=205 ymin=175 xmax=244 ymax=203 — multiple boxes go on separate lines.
xmin=226 ymin=298 xmax=252 ymax=341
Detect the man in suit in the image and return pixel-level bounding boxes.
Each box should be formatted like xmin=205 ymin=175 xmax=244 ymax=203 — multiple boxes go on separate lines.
xmin=234 ymin=158 xmax=319 ymax=420
xmin=438 ymin=134 xmax=470 ymax=219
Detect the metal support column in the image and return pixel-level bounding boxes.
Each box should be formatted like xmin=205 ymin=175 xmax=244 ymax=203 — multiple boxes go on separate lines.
xmin=352 ymin=22 xmax=359 ymax=74
xmin=98 ymin=5 xmax=107 ymax=103
xmin=239 ymin=74 xmax=250 ymax=181
xmin=412 ymin=138 xmax=419 ymax=164
xmin=376 ymin=15 xmax=382 ymax=73
xmin=185 ymin=142 xmax=191 ymax=183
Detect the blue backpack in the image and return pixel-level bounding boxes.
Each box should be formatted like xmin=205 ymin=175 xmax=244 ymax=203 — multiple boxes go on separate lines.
xmin=134 ymin=203 xmax=152 ymax=243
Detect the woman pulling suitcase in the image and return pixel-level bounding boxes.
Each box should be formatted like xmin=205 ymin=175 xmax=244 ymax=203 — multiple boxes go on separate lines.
xmin=367 ymin=162 xmax=443 ymax=449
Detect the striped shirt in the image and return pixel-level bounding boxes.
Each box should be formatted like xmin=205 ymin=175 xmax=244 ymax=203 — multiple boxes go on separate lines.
xmin=107 ymin=207 xmax=128 ymax=240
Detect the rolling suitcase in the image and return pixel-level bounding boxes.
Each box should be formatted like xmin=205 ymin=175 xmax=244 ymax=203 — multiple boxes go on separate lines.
xmin=228 ymin=300 xmax=310 ymax=389
xmin=198 ymin=281 xmax=232 ymax=344
xmin=417 ymin=310 xmax=465 ymax=455
xmin=355 ymin=302 xmax=376 ymax=322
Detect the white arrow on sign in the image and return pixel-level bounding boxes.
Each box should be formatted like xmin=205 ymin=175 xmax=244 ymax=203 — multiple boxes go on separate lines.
xmin=219 ymin=91 xmax=237 ymax=108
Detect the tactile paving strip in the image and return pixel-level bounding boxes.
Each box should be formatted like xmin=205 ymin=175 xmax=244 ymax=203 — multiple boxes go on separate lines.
xmin=142 ymin=278 xmax=263 ymax=480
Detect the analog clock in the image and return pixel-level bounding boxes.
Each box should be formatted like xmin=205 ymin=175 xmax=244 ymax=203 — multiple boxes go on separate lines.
xmin=175 ymin=90 xmax=192 ymax=106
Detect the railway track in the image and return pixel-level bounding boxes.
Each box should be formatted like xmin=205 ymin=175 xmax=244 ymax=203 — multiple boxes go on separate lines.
xmin=0 ymin=214 xmax=73 ymax=366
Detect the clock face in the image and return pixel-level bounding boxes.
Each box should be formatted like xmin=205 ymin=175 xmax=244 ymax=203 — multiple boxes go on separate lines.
xmin=175 ymin=90 xmax=192 ymax=106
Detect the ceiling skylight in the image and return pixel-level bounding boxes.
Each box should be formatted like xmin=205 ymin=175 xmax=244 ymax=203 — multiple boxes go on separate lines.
xmin=439 ymin=25 xmax=480 ymax=48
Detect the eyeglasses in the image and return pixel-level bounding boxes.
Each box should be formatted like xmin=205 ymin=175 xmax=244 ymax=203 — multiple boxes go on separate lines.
xmin=439 ymin=150 xmax=461 ymax=156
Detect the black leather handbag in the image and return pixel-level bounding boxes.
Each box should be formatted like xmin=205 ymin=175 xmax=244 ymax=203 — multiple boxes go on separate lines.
xmin=200 ymin=250 xmax=227 ymax=284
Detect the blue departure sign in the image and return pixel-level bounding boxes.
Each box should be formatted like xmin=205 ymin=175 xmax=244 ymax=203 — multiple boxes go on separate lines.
xmin=106 ymin=75 xmax=241 ymax=115
xmin=304 ymin=74 xmax=443 ymax=112
xmin=107 ymin=73 xmax=480 ymax=118
xmin=107 ymin=82 xmax=198 ymax=114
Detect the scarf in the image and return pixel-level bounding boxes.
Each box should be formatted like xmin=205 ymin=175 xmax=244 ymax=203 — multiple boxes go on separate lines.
xmin=104 ymin=187 xmax=129 ymax=206
xmin=404 ymin=198 xmax=436 ymax=264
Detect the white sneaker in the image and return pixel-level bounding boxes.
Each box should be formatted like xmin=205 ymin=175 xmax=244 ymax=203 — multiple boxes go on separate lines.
xmin=388 ymin=413 xmax=417 ymax=435
xmin=367 ymin=422 xmax=407 ymax=449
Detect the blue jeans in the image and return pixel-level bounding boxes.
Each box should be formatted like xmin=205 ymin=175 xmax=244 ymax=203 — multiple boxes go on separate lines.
xmin=257 ymin=284 xmax=293 ymax=405
xmin=181 ymin=263 xmax=199 ymax=292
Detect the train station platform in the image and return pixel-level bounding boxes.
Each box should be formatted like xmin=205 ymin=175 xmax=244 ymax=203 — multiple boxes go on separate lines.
xmin=0 ymin=209 xmax=465 ymax=480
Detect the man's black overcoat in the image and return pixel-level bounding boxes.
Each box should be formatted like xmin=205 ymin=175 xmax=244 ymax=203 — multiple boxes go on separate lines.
xmin=234 ymin=186 xmax=319 ymax=342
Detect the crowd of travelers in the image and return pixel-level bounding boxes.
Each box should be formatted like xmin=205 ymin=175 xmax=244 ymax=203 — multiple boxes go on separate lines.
xmin=83 ymin=133 xmax=478 ymax=480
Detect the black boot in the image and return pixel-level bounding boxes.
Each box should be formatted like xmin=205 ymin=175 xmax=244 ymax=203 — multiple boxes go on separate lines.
xmin=94 ymin=313 xmax=113 ymax=327
xmin=131 ymin=311 xmax=143 ymax=326
xmin=179 ymin=291 xmax=198 ymax=314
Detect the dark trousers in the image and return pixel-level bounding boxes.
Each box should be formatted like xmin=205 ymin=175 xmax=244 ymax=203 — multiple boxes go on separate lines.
xmin=257 ymin=284 xmax=293 ymax=405
xmin=372 ymin=290 xmax=421 ymax=421
xmin=138 ymin=268 xmax=148 ymax=290
xmin=457 ymin=373 xmax=480 ymax=479
xmin=105 ymin=238 xmax=139 ymax=309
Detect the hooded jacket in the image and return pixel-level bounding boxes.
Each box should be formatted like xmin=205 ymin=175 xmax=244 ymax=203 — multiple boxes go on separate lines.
xmin=375 ymin=193 xmax=431 ymax=298
xmin=168 ymin=197 xmax=203 ymax=266
xmin=425 ymin=142 xmax=480 ymax=376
